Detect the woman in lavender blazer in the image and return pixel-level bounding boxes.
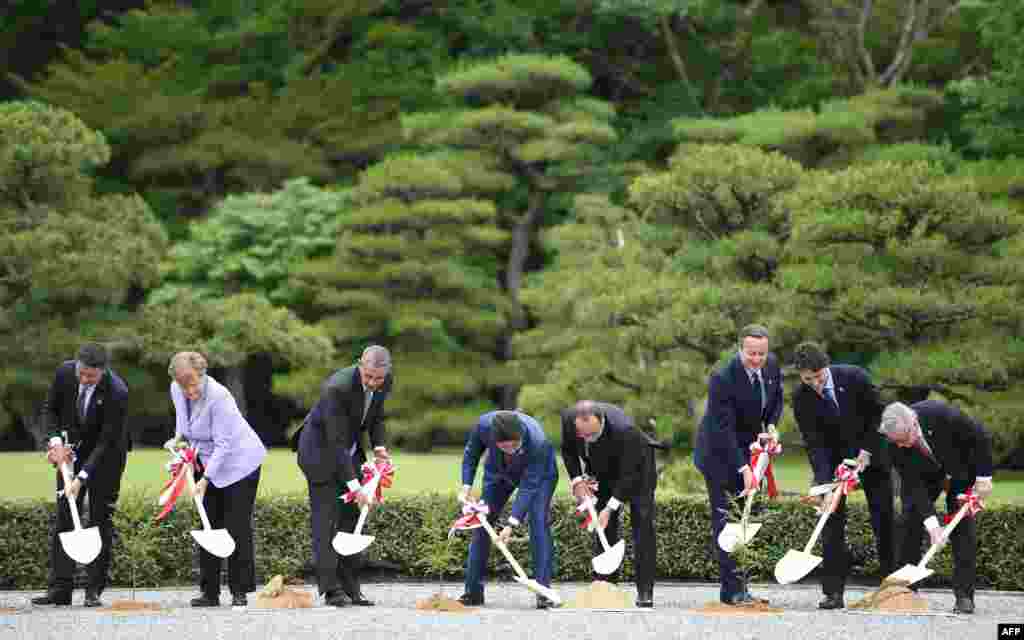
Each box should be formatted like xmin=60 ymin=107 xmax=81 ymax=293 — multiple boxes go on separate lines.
xmin=168 ymin=352 xmax=267 ymax=608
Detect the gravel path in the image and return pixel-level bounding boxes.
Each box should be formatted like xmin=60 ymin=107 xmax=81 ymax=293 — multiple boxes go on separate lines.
xmin=1 ymin=581 xmax=1019 ymax=639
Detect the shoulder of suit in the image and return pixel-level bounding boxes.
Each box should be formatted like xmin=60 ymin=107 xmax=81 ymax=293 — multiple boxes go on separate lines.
xmin=204 ymin=376 xmax=233 ymax=403
xmin=103 ymin=370 xmax=129 ymax=395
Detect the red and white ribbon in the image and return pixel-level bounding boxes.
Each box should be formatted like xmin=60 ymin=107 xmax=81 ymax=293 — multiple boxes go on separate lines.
xmin=575 ymin=497 xmax=598 ymax=531
xmin=155 ymin=446 xmax=200 ymax=521
xmin=448 ymin=500 xmax=489 ymax=539
xmin=749 ymin=438 xmax=782 ymax=498
xmin=945 ymin=486 xmax=984 ymax=524
xmin=834 ymin=462 xmax=860 ymax=496
xmin=341 ymin=459 xmax=396 ymax=504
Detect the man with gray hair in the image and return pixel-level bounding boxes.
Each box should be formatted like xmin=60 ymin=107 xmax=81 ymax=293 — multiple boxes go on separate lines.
xmin=33 ymin=343 xmax=129 ymax=608
xmin=295 ymin=345 xmax=393 ymax=607
xmin=879 ymin=400 xmax=994 ymax=614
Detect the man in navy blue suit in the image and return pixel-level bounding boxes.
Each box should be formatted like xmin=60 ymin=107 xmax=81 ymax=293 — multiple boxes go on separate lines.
xmin=694 ymin=324 xmax=783 ymax=606
xmin=458 ymin=410 xmax=559 ymax=609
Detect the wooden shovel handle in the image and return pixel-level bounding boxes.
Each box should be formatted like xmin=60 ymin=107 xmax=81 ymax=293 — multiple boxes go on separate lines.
xmin=803 ymin=485 xmax=843 ymax=554
xmin=59 ymin=462 xmax=84 ymax=531
xmin=477 ymin=514 xmax=529 ymax=580
xmin=584 ymin=499 xmax=613 ymax=552
xmin=919 ymin=501 xmax=972 ymax=567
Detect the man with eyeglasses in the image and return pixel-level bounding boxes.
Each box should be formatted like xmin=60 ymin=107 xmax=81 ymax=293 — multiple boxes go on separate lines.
xmin=295 ymin=345 xmax=393 ymax=608
xmin=457 ymin=409 xmax=558 ymax=609
xmin=33 ymin=343 xmax=129 ymax=608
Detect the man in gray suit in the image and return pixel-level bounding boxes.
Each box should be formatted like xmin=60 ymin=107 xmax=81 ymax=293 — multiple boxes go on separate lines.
xmin=295 ymin=346 xmax=393 ymax=607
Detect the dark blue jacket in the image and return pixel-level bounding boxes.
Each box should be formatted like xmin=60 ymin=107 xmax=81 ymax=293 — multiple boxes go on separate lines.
xmin=461 ymin=411 xmax=558 ymax=522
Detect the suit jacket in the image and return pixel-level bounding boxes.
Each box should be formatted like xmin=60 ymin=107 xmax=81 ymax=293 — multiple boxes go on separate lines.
xmin=793 ymin=364 xmax=889 ymax=485
xmin=560 ymin=402 xmax=657 ymax=503
xmin=296 ymin=366 xmax=392 ymax=485
xmin=894 ymin=400 xmax=994 ymax=520
xmin=43 ymin=360 xmax=129 ymax=478
xmin=461 ymin=411 xmax=558 ymax=522
xmin=171 ymin=375 xmax=267 ymax=488
xmin=694 ymin=353 xmax=784 ymax=481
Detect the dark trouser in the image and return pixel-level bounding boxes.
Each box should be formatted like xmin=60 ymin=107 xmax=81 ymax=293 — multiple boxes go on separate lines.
xmin=900 ymin=477 xmax=977 ymax=599
xmin=197 ymin=466 xmax=261 ymax=597
xmin=593 ymin=471 xmax=657 ymax=594
xmin=49 ymin=450 xmax=126 ymax=595
xmin=464 ymin=475 xmax=557 ymax=596
xmin=820 ymin=465 xmax=896 ymax=595
xmin=703 ymin=472 xmax=745 ymax=602
xmin=308 ymin=480 xmax=363 ymax=597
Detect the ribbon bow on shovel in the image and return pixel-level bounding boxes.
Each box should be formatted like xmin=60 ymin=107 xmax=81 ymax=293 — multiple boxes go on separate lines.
xmin=156 ymin=445 xmax=201 ymax=521
xmin=333 ymin=460 xmax=395 ymax=556
xmin=718 ymin=430 xmax=782 ymax=553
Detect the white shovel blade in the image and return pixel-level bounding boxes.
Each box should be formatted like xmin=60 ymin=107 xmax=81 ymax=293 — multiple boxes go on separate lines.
xmin=191 ymin=529 xmax=236 ymax=558
xmin=808 ymin=483 xmax=837 ymax=497
xmin=59 ymin=527 xmax=102 ymax=565
xmin=883 ymin=564 xmax=934 ymax=587
xmin=513 ymin=576 xmax=562 ymax=605
xmin=332 ymin=532 xmax=375 ymax=556
xmin=717 ymin=522 xmax=763 ymax=553
xmin=592 ymin=540 xmax=625 ymax=575
xmin=774 ymin=549 xmax=822 ymax=584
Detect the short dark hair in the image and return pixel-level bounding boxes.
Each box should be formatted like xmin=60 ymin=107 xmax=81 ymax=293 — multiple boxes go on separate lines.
xmin=792 ymin=341 xmax=830 ymax=372
xmin=76 ymin=343 xmax=109 ymax=369
xmin=738 ymin=324 xmax=770 ymax=344
xmin=492 ymin=411 xmax=522 ymax=442
xmin=573 ymin=400 xmax=604 ymax=421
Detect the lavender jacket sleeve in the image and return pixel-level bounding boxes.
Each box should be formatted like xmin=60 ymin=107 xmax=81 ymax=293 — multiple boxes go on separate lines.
xmin=171 ymin=376 xmax=267 ymax=488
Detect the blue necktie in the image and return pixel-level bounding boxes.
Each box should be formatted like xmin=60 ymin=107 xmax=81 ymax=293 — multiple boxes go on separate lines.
xmin=824 ymin=387 xmax=839 ymax=413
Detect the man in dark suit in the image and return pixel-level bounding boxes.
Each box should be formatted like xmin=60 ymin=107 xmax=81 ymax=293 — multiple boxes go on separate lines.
xmin=561 ymin=400 xmax=660 ymax=608
xmin=458 ymin=410 xmax=558 ymax=609
xmin=694 ymin=324 xmax=783 ymax=606
xmin=879 ymin=401 xmax=994 ymax=615
xmin=791 ymin=342 xmax=894 ymax=610
xmin=32 ymin=343 xmax=129 ymax=608
xmin=296 ymin=345 xmax=393 ymax=607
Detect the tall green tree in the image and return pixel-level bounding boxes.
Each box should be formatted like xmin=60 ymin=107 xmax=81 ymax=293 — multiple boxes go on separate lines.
xmin=0 ymin=101 xmax=167 ymax=442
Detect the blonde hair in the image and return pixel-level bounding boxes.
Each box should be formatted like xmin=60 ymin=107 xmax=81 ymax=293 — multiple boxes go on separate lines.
xmin=168 ymin=351 xmax=209 ymax=378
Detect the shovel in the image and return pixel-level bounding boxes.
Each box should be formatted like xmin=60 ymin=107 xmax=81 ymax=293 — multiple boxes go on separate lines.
xmin=718 ymin=434 xmax=774 ymax=553
xmin=583 ymin=498 xmax=625 ymax=575
xmin=774 ymin=482 xmax=844 ymax=584
xmin=882 ymin=499 xmax=973 ymax=588
xmin=332 ymin=465 xmax=382 ymax=556
xmin=475 ymin=511 xmax=563 ymax=606
xmin=57 ymin=460 xmax=102 ymax=565
xmin=187 ymin=465 xmax=236 ymax=558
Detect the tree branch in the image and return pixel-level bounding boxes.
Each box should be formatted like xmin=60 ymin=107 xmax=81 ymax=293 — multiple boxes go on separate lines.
xmin=856 ymin=0 xmax=877 ymax=84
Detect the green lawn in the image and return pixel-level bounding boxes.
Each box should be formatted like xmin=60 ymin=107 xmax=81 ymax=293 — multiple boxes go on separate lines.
xmin=3 ymin=448 xmax=1021 ymax=504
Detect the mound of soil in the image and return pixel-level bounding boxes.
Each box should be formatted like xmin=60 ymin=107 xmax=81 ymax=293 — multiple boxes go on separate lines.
xmin=415 ymin=593 xmax=471 ymax=612
xmin=108 ymin=600 xmax=162 ymax=612
xmin=252 ymin=589 xmax=314 ymax=609
xmin=560 ymin=581 xmax=634 ymax=610
xmin=849 ymin=586 xmax=929 ymax=612
xmin=693 ymin=601 xmax=784 ymax=615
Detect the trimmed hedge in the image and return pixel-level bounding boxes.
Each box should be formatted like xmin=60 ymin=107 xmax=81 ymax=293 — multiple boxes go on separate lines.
xmin=2 ymin=492 xmax=1022 ymax=591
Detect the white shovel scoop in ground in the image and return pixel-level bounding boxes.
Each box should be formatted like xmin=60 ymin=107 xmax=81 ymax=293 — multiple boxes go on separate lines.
xmin=56 ymin=450 xmax=102 ymax=565
xmin=473 ymin=507 xmax=563 ymax=606
xmin=187 ymin=465 xmax=236 ymax=558
xmin=883 ymin=498 xmax=975 ymax=588
xmin=333 ymin=465 xmax=383 ymax=556
xmin=718 ymin=433 xmax=774 ymax=553
xmin=774 ymin=481 xmax=845 ymax=584
xmin=582 ymin=498 xmax=625 ymax=575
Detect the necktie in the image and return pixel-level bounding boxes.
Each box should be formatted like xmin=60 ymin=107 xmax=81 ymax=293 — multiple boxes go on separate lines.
xmin=751 ymin=372 xmax=765 ymax=415
xmin=823 ymin=387 xmax=839 ymax=413
xmin=77 ymin=386 xmax=92 ymax=422
xmin=361 ymin=391 xmax=373 ymax=425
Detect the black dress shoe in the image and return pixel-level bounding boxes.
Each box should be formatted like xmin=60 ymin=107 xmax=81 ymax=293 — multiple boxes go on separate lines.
xmin=231 ymin=594 xmax=247 ymax=607
xmin=536 ymin=595 xmax=557 ymax=609
xmin=346 ymin=591 xmax=374 ymax=606
xmin=84 ymin=591 xmax=103 ymax=608
xmin=953 ymin=596 xmax=974 ymax=614
xmin=457 ymin=592 xmax=484 ymax=606
xmin=636 ymin=589 xmax=654 ymax=608
xmin=324 ymin=591 xmax=348 ymax=607
xmin=31 ymin=592 xmax=71 ymax=606
xmin=724 ymin=592 xmax=769 ymax=606
xmin=190 ymin=594 xmax=220 ymax=607
xmin=818 ymin=593 xmax=844 ymax=610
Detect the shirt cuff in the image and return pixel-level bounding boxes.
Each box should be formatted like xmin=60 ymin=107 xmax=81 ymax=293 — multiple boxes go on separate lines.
xmin=924 ymin=516 xmax=940 ymax=531
xmin=738 ymin=464 xmax=750 ymax=474
xmin=77 ymin=470 xmax=89 ymax=482
xmin=346 ymin=479 xmax=361 ymax=492
xmin=48 ymin=436 xmax=63 ymax=448
xmin=570 ymin=476 xmax=584 ymax=487
xmin=373 ymin=446 xmax=387 ymax=453
xmin=507 ymin=517 xmax=520 ymax=527
xmin=606 ymin=497 xmax=622 ymax=511
xmin=976 ymin=476 xmax=992 ymax=481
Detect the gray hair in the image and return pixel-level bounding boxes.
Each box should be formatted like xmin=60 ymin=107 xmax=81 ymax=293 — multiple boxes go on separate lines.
xmin=359 ymin=345 xmax=392 ymax=371
xmin=168 ymin=351 xmax=209 ymax=378
xmin=879 ymin=402 xmax=917 ymax=437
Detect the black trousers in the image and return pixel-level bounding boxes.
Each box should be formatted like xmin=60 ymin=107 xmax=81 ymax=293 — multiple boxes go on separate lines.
xmin=820 ymin=465 xmax=896 ymax=595
xmin=49 ymin=451 xmax=126 ymax=595
xmin=197 ymin=466 xmax=261 ymax=596
xmin=592 ymin=457 xmax=657 ymax=593
xmin=308 ymin=479 xmax=366 ymax=597
xmin=703 ymin=472 xmax=745 ymax=601
xmin=900 ymin=476 xmax=977 ymax=598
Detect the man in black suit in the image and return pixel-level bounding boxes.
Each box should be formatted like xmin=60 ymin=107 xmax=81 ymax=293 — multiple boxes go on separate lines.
xmin=295 ymin=345 xmax=393 ymax=607
xmin=879 ymin=401 xmax=994 ymax=615
xmin=693 ymin=324 xmax=783 ymax=606
xmin=32 ymin=343 xmax=129 ymax=608
xmin=791 ymin=342 xmax=895 ymax=610
xmin=561 ymin=401 xmax=660 ymax=608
